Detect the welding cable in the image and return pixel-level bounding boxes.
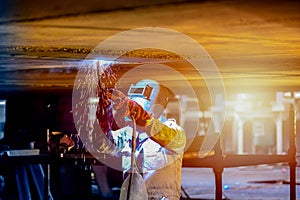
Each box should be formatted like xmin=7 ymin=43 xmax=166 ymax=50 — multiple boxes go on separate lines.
xmin=126 ymin=115 xmax=137 ymax=200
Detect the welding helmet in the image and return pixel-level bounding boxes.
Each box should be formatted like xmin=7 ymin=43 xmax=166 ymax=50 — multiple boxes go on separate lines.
xmin=127 ymin=79 xmax=174 ymax=118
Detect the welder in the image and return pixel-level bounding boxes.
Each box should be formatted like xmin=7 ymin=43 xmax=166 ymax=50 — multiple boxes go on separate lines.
xmin=97 ymin=79 xmax=186 ymax=200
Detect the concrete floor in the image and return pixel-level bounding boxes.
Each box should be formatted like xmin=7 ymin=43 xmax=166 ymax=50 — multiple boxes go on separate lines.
xmin=181 ymin=165 xmax=300 ymax=200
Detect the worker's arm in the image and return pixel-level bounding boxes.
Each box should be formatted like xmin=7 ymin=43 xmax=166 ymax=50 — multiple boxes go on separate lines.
xmin=144 ymin=118 xmax=186 ymax=152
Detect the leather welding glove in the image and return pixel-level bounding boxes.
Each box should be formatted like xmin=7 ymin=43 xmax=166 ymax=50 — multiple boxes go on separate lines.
xmin=96 ymin=87 xmax=120 ymax=137
xmin=111 ymin=90 xmax=152 ymax=127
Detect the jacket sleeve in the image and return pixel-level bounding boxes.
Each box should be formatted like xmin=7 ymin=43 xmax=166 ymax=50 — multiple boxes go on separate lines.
xmin=145 ymin=118 xmax=186 ymax=153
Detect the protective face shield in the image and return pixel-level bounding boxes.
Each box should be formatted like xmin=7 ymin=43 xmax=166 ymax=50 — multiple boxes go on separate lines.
xmin=127 ymin=79 xmax=174 ymax=118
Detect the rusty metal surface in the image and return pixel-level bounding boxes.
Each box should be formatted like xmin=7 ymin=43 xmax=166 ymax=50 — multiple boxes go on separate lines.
xmin=0 ymin=0 xmax=299 ymax=93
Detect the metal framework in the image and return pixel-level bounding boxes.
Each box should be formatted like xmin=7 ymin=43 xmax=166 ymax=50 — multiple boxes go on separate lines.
xmin=182 ymin=104 xmax=297 ymax=200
